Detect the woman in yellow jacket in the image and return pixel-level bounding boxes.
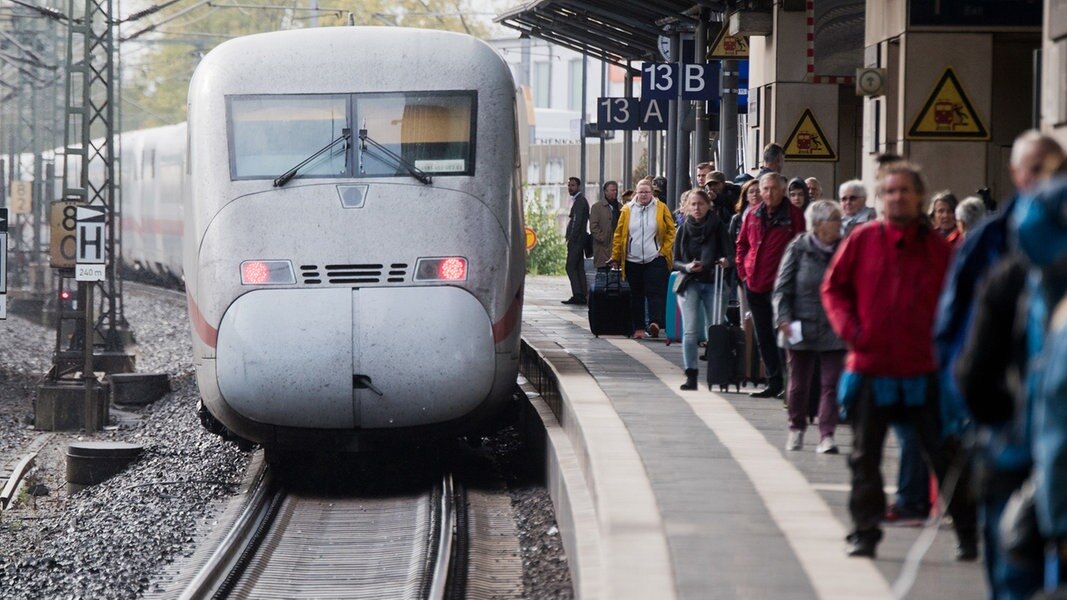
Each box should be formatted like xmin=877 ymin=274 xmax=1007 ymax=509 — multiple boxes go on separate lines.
xmin=608 ymin=179 xmax=677 ymax=339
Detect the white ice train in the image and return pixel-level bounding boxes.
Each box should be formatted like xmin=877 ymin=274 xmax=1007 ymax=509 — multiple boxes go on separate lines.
xmin=119 ymin=27 xmax=525 ymax=452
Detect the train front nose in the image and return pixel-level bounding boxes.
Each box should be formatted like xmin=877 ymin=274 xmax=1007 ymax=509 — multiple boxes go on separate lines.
xmin=214 ymin=286 xmax=495 ymax=429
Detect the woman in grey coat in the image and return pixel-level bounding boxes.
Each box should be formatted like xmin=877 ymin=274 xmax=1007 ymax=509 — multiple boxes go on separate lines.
xmin=772 ymin=200 xmax=847 ymax=453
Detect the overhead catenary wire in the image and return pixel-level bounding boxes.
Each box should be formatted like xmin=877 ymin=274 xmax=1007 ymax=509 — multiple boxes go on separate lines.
xmin=121 ymin=0 xmax=214 ymax=42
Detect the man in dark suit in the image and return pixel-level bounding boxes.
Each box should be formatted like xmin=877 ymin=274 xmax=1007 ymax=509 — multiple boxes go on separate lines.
xmin=563 ymin=176 xmax=590 ymax=305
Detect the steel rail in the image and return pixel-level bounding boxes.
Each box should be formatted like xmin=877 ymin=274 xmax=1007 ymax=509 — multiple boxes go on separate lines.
xmin=177 ymin=462 xmax=278 ymax=600
xmin=122 ymin=280 xmax=186 ymax=306
xmin=427 ymin=473 xmax=456 ymax=600
xmin=0 ymin=454 xmax=36 ymax=510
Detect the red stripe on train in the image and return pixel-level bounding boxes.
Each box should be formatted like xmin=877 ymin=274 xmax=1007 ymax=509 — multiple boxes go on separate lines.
xmin=492 ymin=285 xmax=523 ymax=343
xmin=187 ymin=292 xmax=218 ymax=349
xmin=123 ymin=218 xmax=184 ymax=236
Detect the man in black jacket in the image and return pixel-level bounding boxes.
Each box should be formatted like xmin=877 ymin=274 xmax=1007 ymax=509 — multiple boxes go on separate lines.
xmin=563 ymin=176 xmax=590 ymax=305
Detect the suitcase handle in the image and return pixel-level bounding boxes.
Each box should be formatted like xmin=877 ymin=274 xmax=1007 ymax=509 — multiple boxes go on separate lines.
xmin=711 ymin=264 xmax=726 ymax=326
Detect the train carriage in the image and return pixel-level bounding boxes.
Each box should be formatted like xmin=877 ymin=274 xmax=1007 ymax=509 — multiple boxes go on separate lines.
xmin=184 ymin=27 xmax=524 ymax=452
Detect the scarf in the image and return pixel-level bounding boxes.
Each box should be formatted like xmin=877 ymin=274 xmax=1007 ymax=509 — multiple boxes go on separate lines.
xmin=677 ymin=213 xmax=722 ymax=283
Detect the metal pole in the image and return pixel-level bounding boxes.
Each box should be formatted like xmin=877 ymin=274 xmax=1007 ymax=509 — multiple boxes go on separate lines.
xmin=598 ymin=60 xmax=606 ymax=192
xmin=720 ymin=58 xmax=739 ymax=179
xmin=648 ymin=131 xmax=656 ymax=182
xmin=1032 ymin=48 xmax=1042 ymax=131
xmin=82 ymin=281 xmax=96 ymax=430
xmin=694 ymin=9 xmax=710 ymax=165
xmin=580 ymin=50 xmax=588 ymax=189
xmin=623 ymin=64 xmax=633 ymax=191
xmin=665 ymin=33 xmax=679 ymax=210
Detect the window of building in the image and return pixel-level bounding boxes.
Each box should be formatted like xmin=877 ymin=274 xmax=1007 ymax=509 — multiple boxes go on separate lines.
xmin=546 ymin=159 xmax=564 ymax=184
xmin=568 ymin=59 xmax=582 ymax=112
xmin=533 ymin=62 xmax=551 ymax=108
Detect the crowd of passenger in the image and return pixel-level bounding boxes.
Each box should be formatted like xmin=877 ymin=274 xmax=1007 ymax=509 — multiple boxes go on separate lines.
xmin=559 ymin=131 xmax=1067 ymax=596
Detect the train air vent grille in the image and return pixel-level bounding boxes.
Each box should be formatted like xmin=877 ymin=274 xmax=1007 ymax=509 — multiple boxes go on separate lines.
xmin=299 ymin=264 xmax=409 ymax=285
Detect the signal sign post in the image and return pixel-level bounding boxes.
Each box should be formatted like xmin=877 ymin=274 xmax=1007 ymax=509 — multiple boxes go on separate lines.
xmin=75 ymin=207 xmax=106 ymax=282
xmin=75 ymin=206 xmax=106 ymax=431
xmin=1 ymin=209 xmax=7 ymax=320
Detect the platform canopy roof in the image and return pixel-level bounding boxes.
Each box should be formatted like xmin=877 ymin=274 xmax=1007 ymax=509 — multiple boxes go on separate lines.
xmin=496 ymin=0 xmax=729 ymax=69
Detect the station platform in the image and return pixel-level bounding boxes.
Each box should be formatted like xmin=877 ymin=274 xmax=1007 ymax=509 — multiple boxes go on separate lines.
xmin=519 ymin=275 xmax=986 ymax=600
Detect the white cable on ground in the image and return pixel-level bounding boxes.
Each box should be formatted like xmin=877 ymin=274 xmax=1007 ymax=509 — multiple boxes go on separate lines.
xmin=891 ymin=456 xmax=966 ymax=599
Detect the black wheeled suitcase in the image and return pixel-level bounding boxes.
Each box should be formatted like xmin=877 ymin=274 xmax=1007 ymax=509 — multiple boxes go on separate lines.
xmin=588 ymin=268 xmax=631 ymax=336
xmin=704 ymin=266 xmax=744 ymax=392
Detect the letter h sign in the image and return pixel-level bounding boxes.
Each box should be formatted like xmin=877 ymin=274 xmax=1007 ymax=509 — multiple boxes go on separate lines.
xmin=76 ymin=207 xmax=106 ymax=264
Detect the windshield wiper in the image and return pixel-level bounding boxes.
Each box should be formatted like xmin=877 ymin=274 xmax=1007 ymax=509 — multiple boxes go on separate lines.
xmin=358 ymin=124 xmax=432 ymax=185
xmin=273 ymin=128 xmax=351 ymax=188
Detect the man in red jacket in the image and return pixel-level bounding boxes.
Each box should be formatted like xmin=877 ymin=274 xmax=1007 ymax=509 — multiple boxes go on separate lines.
xmin=736 ymin=172 xmax=805 ymax=397
xmin=821 ymin=162 xmax=977 ymax=560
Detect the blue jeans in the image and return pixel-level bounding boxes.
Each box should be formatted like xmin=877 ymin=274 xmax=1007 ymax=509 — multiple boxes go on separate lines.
xmin=678 ymin=281 xmax=716 ymax=369
xmin=893 ymin=422 xmax=931 ymax=516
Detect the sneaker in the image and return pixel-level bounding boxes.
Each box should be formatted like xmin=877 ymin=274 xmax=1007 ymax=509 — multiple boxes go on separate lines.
xmin=786 ymin=430 xmax=803 ymax=451
xmin=845 ymin=530 xmax=882 ymax=558
xmin=646 ymin=322 xmax=660 ymax=338
xmin=816 ymin=437 xmax=839 ymax=454
xmin=883 ymin=503 xmax=927 ymax=526
xmin=955 ymin=533 xmax=979 ymax=561
xmin=750 ymin=386 xmax=783 ymax=398
xmin=632 ymin=329 xmax=645 ymax=339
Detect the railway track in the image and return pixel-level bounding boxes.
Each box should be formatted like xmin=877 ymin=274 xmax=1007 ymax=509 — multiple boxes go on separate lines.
xmin=179 ymin=465 xmax=468 ymax=599
xmin=123 ymin=280 xmax=186 ymax=307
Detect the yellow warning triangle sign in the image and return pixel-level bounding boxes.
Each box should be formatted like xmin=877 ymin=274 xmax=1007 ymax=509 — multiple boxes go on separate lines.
xmin=708 ymin=29 xmax=748 ymax=59
xmin=783 ymin=109 xmax=836 ymax=162
xmin=908 ymin=67 xmax=989 ymax=140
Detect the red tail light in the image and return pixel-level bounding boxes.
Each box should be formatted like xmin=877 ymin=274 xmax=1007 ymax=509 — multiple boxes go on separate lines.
xmin=415 ymin=257 xmax=468 ymax=281
xmin=439 ymin=257 xmax=467 ymax=280
xmin=241 ymin=261 xmax=270 ymax=284
xmin=240 ymin=260 xmax=295 ymax=285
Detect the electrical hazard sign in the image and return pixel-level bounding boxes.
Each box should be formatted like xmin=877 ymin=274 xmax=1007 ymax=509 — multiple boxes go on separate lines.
xmin=708 ymin=30 xmax=748 ymax=59
xmin=783 ymin=108 xmax=837 ymax=162
xmin=908 ymin=67 xmax=989 ymax=140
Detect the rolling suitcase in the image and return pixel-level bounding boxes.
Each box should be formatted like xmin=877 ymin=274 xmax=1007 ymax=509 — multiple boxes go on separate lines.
xmin=703 ymin=266 xmax=744 ymax=392
xmin=588 ymin=268 xmax=631 ymax=337
xmin=665 ymin=271 xmax=707 ymax=345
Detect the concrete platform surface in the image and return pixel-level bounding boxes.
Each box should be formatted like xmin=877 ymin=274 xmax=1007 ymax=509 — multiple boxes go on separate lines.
xmin=521 ymin=275 xmax=985 ymax=600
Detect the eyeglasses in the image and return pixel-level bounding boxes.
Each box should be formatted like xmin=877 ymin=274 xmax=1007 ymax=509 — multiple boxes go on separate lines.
xmin=636 ymin=191 xmax=652 ymax=195
xmin=840 ymin=196 xmax=863 ymax=202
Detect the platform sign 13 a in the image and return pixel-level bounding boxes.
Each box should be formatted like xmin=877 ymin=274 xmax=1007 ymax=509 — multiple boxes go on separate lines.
xmin=598 ymin=98 xmax=668 ymax=131
xmin=0 ymin=208 xmax=7 ymax=319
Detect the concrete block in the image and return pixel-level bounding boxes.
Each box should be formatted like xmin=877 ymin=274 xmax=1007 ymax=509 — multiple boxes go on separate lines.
xmin=35 ymin=381 xmax=109 ymax=431
xmin=109 ymin=373 xmax=171 ymax=406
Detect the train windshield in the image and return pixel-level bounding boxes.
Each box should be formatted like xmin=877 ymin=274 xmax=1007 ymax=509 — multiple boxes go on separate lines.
xmin=355 ymin=92 xmax=475 ymax=178
xmin=228 ymin=95 xmax=349 ymax=179
xmin=227 ymin=92 xmax=475 ymax=182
